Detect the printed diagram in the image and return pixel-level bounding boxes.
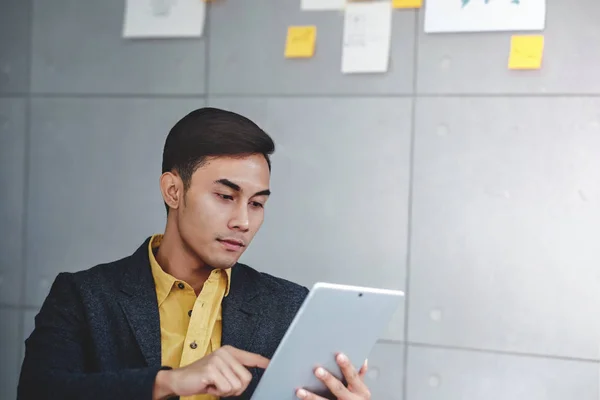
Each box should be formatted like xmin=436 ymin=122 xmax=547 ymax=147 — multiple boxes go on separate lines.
xmin=344 ymin=15 xmax=367 ymax=47
xmin=424 ymin=0 xmax=544 ymax=33
xmin=462 ymin=0 xmax=520 ymax=6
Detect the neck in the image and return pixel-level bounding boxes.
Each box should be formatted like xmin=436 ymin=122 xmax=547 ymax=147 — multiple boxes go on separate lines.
xmin=155 ymin=216 xmax=211 ymax=294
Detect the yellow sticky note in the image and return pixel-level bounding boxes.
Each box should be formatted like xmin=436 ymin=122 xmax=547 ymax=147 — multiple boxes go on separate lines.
xmin=285 ymin=26 xmax=316 ymax=58
xmin=509 ymin=35 xmax=544 ymax=70
xmin=393 ymin=0 xmax=422 ymax=8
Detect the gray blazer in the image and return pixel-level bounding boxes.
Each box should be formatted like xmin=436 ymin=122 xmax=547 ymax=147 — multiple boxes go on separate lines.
xmin=18 ymin=237 xmax=308 ymax=400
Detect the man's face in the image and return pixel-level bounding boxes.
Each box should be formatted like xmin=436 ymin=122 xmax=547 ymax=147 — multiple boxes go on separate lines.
xmin=175 ymin=154 xmax=271 ymax=269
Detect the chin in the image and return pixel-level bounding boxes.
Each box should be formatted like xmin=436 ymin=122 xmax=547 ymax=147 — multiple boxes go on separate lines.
xmin=213 ymin=262 xmax=237 ymax=270
xmin=211 ymin=256 xmax=240 ymax=270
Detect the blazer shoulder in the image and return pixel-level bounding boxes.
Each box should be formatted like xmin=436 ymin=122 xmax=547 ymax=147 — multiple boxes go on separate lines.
xmin=34 ymin=253 xmax=137 ymax=327
xmin=54 ymin=237 xmax=151 ymax=285
xmin=54 ymin=251 xmax=136 ymax=294
xmin=234 ymin=263 xmax=309 ymax=300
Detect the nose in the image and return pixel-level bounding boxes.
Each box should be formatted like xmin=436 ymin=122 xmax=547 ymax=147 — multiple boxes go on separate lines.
xmin=229 ymin=203 xmax=249 ymax=232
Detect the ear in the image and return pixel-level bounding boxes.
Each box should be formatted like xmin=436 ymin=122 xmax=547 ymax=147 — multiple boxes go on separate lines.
xmin=160 ymin=172 xmax=183 ymax=210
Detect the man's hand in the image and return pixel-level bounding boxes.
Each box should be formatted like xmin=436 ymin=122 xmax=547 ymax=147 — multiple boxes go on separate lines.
xmin=153 ymin=345 xmax=269 ymax=400
xmin=296 ymin=353 xmax=370 ymax=400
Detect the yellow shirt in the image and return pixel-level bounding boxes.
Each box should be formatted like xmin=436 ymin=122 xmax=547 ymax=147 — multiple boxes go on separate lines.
xmin=149 ymin=234 xmax=231 ymax=400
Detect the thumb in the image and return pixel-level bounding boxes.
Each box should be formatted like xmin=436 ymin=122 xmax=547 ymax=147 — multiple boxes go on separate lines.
xmin=358 ymin=359 xmax=368 ymax=378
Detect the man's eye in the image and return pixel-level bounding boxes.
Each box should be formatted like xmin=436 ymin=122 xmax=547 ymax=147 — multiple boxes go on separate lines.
xmin=251 ymin=202 xmax=264 ymax=209
xmin=217 ymin=194 xmax=234 ymax=201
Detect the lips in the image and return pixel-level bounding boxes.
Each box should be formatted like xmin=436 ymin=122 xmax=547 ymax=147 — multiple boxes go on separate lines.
xmin=219 ymin=239 xmax=244 ymax=246
xmin=217 ymin=238 xmax=245 ymax=251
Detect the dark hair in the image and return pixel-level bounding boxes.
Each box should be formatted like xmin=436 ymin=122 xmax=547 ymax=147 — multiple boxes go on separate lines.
xmin=161 ymin=107 xmax=275 ymax=213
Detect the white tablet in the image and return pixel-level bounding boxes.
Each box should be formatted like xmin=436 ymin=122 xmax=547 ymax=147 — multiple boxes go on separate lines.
xmin=251 ymin=282 xmax=404 ymax=400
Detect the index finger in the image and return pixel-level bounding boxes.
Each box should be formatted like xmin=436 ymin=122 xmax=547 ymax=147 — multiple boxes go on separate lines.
xmin=227 ymin=347 xmax=270 ymax=369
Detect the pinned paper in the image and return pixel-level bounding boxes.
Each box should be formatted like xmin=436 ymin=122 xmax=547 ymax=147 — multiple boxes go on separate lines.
xmin=342 ymin=1 xmax=392 ymax=74
xmin=301 ymin=0 xmax=346 ymax=10
xmin=508 ymin=35 xmax=544 ymax=69
xmin=285 ymin=26 xmax=317 ymax=58
xmin=425 ymin=0 xmax=546 ymax=33
xmin=393 ymin=0 xmax=422 ymax=8
xmin=123 ymin=0 xmax=205 ymax=38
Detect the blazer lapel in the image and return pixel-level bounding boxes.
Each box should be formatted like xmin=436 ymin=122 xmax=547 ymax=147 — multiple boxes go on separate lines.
xmin=221 ymin=265 xmax=263 ymax=353
xmin=118 ymin=239 xmax=162 ymax=367
xmin=222 ymin=265 xmax=279 ymax=400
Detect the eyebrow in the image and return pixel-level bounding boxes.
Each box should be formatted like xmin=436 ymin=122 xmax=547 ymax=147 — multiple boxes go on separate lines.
xmin=214 ymin=178 xmax=271 ymax=197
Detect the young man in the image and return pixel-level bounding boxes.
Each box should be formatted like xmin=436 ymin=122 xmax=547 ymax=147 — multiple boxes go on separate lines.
xmin=18 ymin=108 xmax=372 ymax=400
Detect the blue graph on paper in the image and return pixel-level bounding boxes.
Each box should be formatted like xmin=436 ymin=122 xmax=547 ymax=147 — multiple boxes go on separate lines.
xmin=462 ymin=0 xmax=520 ymax=7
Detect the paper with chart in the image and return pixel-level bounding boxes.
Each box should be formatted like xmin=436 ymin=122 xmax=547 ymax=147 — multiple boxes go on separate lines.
xmin=301 ymin=0 xmax=346 ymax=11
xmin=341 ymin=2 xmax=392 ymax=74
xmin=424 ymin=0 xmax=546 ymax=33
xmin=123 ymin=0 xmax=206 ymax=38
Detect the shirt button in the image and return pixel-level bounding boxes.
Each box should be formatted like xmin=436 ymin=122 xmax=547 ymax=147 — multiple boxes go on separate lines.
xmin=188 ymin=310 xmax=192 ymax=317
xmin=190 ymin=341 xmax=198 ymax=349
xmin=177 ymin=282 xmax=185 ymax=289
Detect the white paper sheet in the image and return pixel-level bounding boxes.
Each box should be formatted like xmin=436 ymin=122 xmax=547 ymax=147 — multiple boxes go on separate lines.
xmin=425 ymin=0 xmax=546 ymax=33
xmin=341 ymin=1 xmax=392 ymax=74
xmin=123 ymin=0 xmax=206 ymax=38
xmin=301 ymin=0 xmax=346 ymax=10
